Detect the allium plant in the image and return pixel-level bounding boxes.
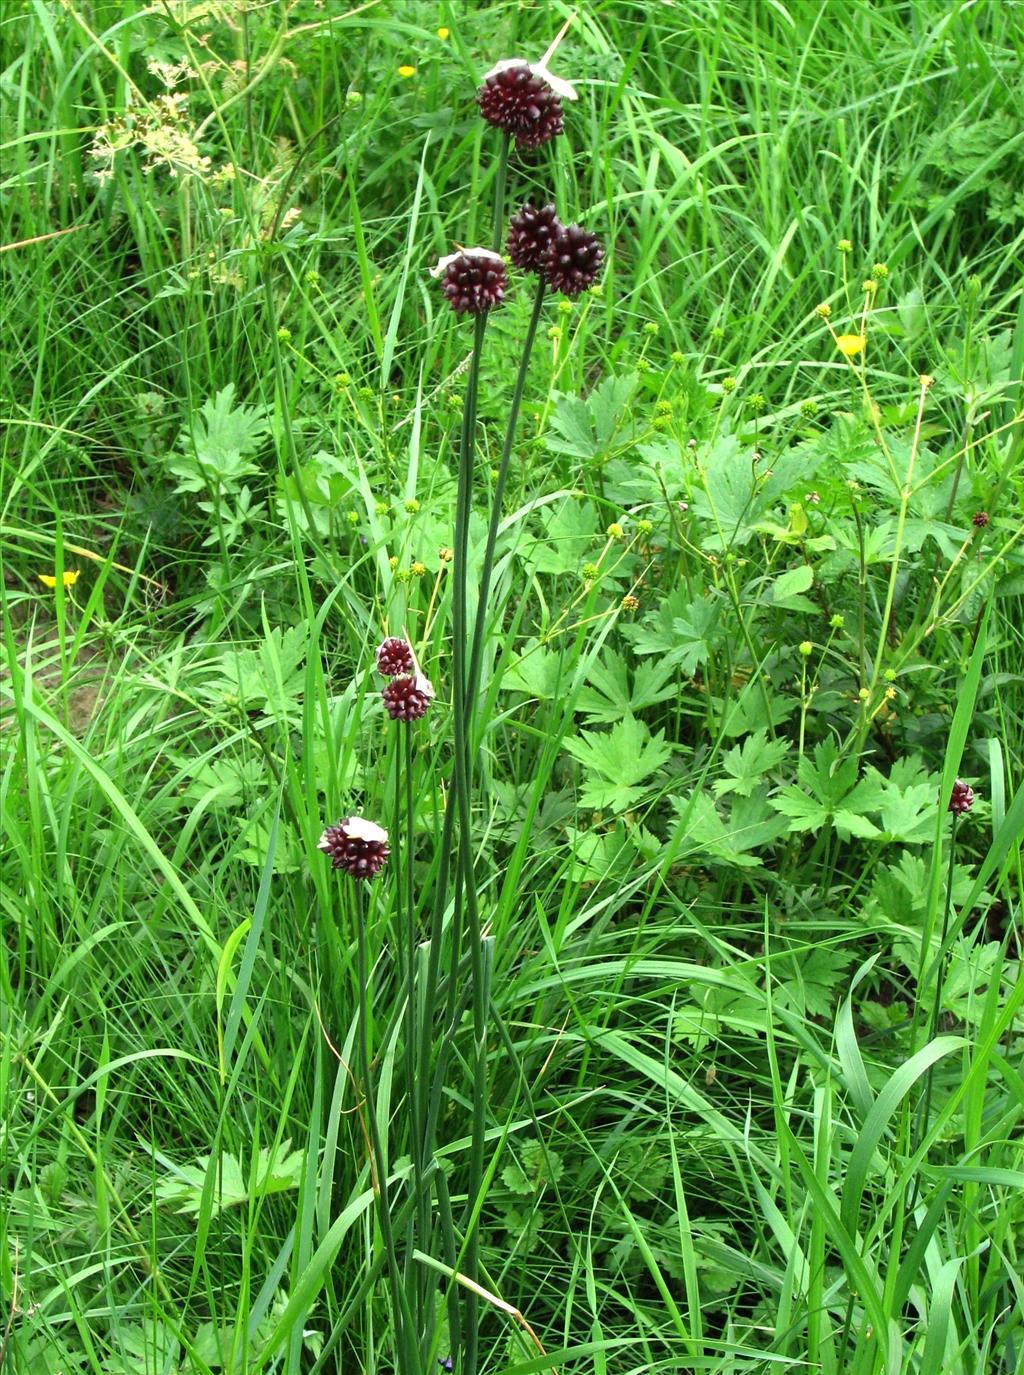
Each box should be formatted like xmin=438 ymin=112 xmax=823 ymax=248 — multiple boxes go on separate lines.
xmin=542 ymin=223 xmax=605 ymax=296
xmin=382 ymin=672 xmax=435 ymax=722
xmin=324 ymin=21 xmax=603 ymax=1375
xmin=317 ymin=816 xmax=389 ymax=878
xmin=431 ymin=248 xmax=508 ymax=315
xmin=913 ymin=772 xmax=980 ymax=1169
xmin=376 ymin=636 xmax=415 ymax=676
xmin=476 ymin=60 xmax=574 ymax=149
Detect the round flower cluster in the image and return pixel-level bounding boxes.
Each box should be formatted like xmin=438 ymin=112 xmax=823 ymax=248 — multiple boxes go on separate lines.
xmin=948 ymin=779 xmax=975 ymax=816
xmin=375 ymin=636 xmax=435 ymax=722
xmin=476 ymin=59 xmax=577 ymax=150
xmin=431 ymin=248 xmax=508 ymax=315
xmin=318 ymin=817 xmax=390 ymax=880
xmin=507 ymin=201 xmax=604 ymax=298
xmin=382 ymin=673 xmax=435 ymax=722
xmin=376 ymin=636 xmax=414 ymax=676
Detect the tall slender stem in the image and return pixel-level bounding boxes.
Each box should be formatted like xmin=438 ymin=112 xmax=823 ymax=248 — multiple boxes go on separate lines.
xmin=451 ymin=311 xmax=489 ymax=1375
xmin=491 ymin=133 xmax=510 ymax=253
xmin=403 ymin=721 xmax=432 ymax=1355
xmin=354 ymin=883 xmax=417 ymax=1375
xmin=466 ymin=278 xmax=546 ymax=727
xmin=914 ymin=815 xmax=959 ymax=1149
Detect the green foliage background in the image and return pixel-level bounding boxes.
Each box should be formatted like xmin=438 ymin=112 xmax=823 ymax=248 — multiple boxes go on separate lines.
xmin=1 ymin=2 xmax=1022 ymax=1372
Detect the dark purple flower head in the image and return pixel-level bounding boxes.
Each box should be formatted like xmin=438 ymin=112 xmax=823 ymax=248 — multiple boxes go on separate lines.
xmin=439 ymin=1359 xmax=454 ymax=1374
xmin=972 ymin=511 xmax=990 ymax=528
xmin=376 ymin=636 xmax=415 ymax=677
xmin=477 ymin=60 xmax=575 ymax=149
xmin=432 ymin=248 xmax=508 ymax=315
xmin=318 ymin=816 xmax=390 ymax=879
xmin=382 ymin=671 xmax=435 ymax=722
xmin=542 ymin=223 xmax=604 ymax=297
xmin=948 ymin=779 xmax=975 ymax=816
xmin=508 ymin=202 xmax=562 ymax=272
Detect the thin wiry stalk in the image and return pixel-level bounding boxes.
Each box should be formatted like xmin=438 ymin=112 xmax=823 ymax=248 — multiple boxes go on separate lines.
xmin=449 ymin=310 xmax=489 ymax=1375
xmin=465 ymin=277 xmax=547 ymax=728
xmin=403 ymin=719 xmax=433 ymax=1356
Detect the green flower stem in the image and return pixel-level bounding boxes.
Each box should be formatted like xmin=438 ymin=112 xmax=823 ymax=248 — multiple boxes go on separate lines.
xmin=354 ymin=882 xmax=418 ymax=1375
xmin=491 ymin=132 xmax=510 ymax=252
xmin=403 ymin=720 xmax=433 ymax=1350
xmin=913 ymin=812 xmax=959 ymax=1155
xmin=466 ymin=277 xmax=547 ymax=729
xmin=449 ymin=315 xmax=489 ymax=1375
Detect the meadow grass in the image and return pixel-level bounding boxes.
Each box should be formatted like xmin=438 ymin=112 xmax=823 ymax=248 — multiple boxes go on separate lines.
xmin=1 ymin=2 xmax=1023 ymax=1372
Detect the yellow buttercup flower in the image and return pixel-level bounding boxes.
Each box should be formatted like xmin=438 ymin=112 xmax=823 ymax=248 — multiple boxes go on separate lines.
xmin=398 ymin=65 xmax=416 ymax=78
xmin=437 ymin=27 xmax=449 ymax=40
xmin=39 ymin=570 xmax=80 ymax=589
xmin=835 ymin=333 xmax=866 ymax=359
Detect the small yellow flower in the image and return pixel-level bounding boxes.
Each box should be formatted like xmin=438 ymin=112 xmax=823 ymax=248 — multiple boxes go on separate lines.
xmin=398 ymin=65 xmax=416 ymax=78
xmin=437 ymin=27 xmax=449 ymax=40
xmin=39 ymin=570 xmax=80 ymax=589
xmin=835 ymin=333 xmax=866 ymax=359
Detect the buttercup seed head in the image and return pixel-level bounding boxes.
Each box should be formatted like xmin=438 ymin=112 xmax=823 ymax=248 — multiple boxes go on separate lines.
xmin=376 ymin=637 xmax=415 ymax=677
xmin=477 ymin=62 xmax=567 ymax=149
xmin=542 ymin=223 xmax=604 ymax=297
xmin=382 ymin=672 xmax=435 ymax=722
xmin=948 ymin=779 xmax=975 ymax=815
xmin=318 ymin=816 xmax=390 ymax=879
xmin=972 ymin=511 xmax=990 ymax=528
xmin=507 ymin=202 xmax=562 ymax=272
xmin=432 ymin=247 xmax=508 ymax=315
